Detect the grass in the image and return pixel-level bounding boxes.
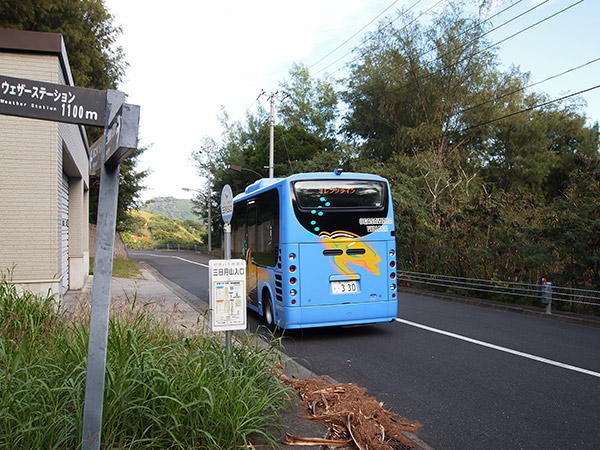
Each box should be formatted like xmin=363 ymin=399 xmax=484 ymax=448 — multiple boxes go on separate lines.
xmin=0 ymin=272 xmax=291 ymax=449
xmin=89 ymin=257 xmax=144 ymax=279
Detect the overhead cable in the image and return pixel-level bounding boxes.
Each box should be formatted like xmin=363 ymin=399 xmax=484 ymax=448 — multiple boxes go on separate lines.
xmin=309 ymin=0 xmax=402 ymax=72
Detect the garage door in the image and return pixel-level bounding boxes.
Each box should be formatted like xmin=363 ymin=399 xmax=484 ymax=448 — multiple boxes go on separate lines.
xmin=59 ymin=172 xmax=69 ymax=294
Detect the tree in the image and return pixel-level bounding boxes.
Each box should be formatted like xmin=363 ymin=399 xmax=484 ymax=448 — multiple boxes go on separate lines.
xmin=343 ymin=3 xmax=502 ymax=164
xmin=278 ymin=62 xmax=339 ymax=144
xmin=342 ymin=2 xmax=509 ymax=231
xmin=89 ymin=146 xmax=149 ymax=232
xmin=341 ymin=0 xmax=600 ymax=292
xmin=544 ymin=164 xmax=600 ymax=291
xmin=483 ymin=102 xmax=600 ymax=198
xmin=190 ymin=137 xmax=220 ymax=248
xmin=0 ymin=0 xmax=126 ymax=91
xmin=196 ymin=63 xmax=345 ymax=217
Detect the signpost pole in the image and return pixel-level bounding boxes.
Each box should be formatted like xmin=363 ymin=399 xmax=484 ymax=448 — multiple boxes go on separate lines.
xmin=81 ymin=91 xmax=126 ymax=450
xmin=81 ymin=162 xmax=120 ymax=450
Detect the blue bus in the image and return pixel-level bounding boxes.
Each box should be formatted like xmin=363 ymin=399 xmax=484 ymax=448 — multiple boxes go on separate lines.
xmin=231 ymin=170 xmax=398 ymax=329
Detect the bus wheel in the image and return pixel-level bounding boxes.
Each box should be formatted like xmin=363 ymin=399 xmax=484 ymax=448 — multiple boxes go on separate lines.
xmin=263 ymin=292 xmax=275 ymax=331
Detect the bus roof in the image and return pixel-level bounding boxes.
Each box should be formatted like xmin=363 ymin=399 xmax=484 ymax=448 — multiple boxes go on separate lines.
xmin=233 ymin=171 xmax=388 ymax=202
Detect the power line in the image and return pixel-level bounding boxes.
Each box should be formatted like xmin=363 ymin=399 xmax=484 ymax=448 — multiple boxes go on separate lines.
xmin=311 ymin=0 xmax=441 ymax=78
xmin=238 ymin=0 xmax=488 ymax=131
xmin=232 ymin=0 xmax=591 ymax=156
xmin=458 ymin=84 xmax=600 ymax=133
xmin=348 ymin=67 xmax=599 ymax=145
xmin=248 ymin=0 xmax=434 ymax=120
xmin=319 ymin=0 xmax=523 ymax=80
xmin=346 ymin=0 xmax=550 ymax=107
xmin=308 ymin=0 xmax=402 ymax=72
xmin=344 ymin=0 xmax=585 ymax=126
xmin=460 ymin=56 xmax=600 ymax=115
xmin=480 ymin=0 xmax=584 ymax=62
xmin=235 ymin=2 xmax=413 ymax=158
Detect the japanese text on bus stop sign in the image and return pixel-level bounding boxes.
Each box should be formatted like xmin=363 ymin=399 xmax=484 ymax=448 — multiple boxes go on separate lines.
xmin=209 ymin=259 xmax=247 ymax=332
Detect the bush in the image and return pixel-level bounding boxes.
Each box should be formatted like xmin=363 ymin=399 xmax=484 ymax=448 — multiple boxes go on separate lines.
xmin=0 ymin=274 xmax=290 ymax=449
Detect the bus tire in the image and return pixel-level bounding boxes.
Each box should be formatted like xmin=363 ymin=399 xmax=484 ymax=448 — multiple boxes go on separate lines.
xmin=263 ymin=292 xmax=276 ymax=331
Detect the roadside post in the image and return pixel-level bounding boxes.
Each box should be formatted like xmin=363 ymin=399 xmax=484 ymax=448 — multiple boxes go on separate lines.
xmin=82 ymin=96 xmax=140 ymax=450
xmin=541 ymin=278 xmax=553 ymax=315
xmin=1 ymin=73 xmax=140 ymax=450
xmin=208 ymin=184 xmax=246 ymax=377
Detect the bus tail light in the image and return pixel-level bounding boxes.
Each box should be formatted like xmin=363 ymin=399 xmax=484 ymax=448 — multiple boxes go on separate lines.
xmin=390 ymin=283 xmax=396 ymax=291
xmin=289 ymin=253 xmax=296 ymax=261
xmin=290 ymin=289 xmax=297 ymax=297
xmin=289 ymin=265 xmax=296 ymax=272
xmin=390 ymin=272 xmax=396 ymax=279
xmin=290 ymin=277 xmax=297 ymax=285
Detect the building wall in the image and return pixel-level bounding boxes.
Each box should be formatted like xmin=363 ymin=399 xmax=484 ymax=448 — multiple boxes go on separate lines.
xmin=0 ymin=35 xmax=90 ymax=295
xmin=58 ymin=67 xmax=90 ymax=290
xmin=0 ymin=53 xmax=61 ymax=294
xmin=68 ymin=176 xmax=86 ymax=290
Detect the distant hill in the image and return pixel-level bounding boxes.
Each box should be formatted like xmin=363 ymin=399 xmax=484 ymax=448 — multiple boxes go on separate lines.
xmin=121 ymin=209 xmax=205 ymax=250
xmin=141 ymin=197 xmax=198 ymax=221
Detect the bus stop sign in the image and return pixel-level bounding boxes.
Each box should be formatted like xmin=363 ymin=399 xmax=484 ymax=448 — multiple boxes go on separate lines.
xmin=209 ymin=259 xmax=247 ymax=331
xmin=221 ymin=184 xmax=233 ymax=223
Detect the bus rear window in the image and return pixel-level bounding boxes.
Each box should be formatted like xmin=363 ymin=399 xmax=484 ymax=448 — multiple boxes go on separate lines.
xmin=293 ymin=180 xmax=385 ymax=209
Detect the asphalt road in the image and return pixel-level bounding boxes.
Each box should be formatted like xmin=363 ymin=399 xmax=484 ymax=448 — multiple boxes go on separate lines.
xmin=130 ymin=250 xmax=600 ymax=450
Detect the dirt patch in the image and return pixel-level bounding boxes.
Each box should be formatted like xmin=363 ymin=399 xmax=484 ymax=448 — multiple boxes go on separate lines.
xmin=281 ymin=376 xmax=421 ymax=449
xmin=89 ymin=223 xmax=129 ymax=259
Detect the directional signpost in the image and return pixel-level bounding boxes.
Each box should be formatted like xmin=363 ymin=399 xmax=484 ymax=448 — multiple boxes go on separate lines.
xmin=1 ymin=73 xmax=140 ymax=450
xmin=89 ymin=103 xmax=141 ymax=175
xmin=0 ymin=73 xmax=106 ymax=126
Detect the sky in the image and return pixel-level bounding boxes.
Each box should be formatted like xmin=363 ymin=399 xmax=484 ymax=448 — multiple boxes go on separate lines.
xmin=103 ymin=0 xmax=599 ymax=203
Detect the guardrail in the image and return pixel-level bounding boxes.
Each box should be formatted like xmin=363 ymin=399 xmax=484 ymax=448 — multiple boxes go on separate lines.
xmin=397 ymin=270 xmax=600 ymax=315
xmin=128 ymin=242 xmax=208 ymax=252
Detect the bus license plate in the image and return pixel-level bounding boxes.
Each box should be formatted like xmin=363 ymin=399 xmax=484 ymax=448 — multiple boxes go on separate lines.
xmin=331 ymin=280 xmax=358 ymax=294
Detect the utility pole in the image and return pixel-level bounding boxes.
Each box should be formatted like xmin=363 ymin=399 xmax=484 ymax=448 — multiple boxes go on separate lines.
xmin=258 ymin=90 xmax=287 ymax=178
xmin=188 ymin=137 xmax=215 ymax=253
xmin=205 ymin=142 xmax=212 ymax=253
xmin=269 ymin=93 xmax=275 ymax=178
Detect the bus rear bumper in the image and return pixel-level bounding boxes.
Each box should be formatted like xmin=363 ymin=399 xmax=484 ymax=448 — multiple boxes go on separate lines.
xmin=277 ymin=301 xmax=398 ymax=330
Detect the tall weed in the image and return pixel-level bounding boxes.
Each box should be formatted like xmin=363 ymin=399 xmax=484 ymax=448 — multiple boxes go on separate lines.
xmin=0 ymin=274 xmax=290 ymax=449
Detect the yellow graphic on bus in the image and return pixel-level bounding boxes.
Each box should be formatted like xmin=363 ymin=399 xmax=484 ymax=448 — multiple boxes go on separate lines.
xmin=319 ymin=231 xmax=381 ymax=277
xmin=245 ymin=249 xmax=270 ymax=300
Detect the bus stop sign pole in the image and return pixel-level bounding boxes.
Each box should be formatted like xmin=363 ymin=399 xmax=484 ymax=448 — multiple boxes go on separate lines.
xmin=222 ymin=184 xmax=233 ymax=376
xmin=208 ymin=184 xmax=248 ymax=378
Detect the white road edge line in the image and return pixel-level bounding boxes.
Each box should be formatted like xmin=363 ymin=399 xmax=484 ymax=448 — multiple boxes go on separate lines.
xmin=144 ymin=253 xmax=210 ymax=268
xmin=395 ymin=318 xmax=600 ymax=379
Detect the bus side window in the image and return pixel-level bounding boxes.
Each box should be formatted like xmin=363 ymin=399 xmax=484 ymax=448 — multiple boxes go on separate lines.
xmin=231 ymin=202 xmax=246 ymax=259
xmin=256 ymin=207 xmax=274 ymax=266
xmin=254 ymin=189 xmax=279 ymax=267
xmin=247 ymin=202 xmax=258 ymax=263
